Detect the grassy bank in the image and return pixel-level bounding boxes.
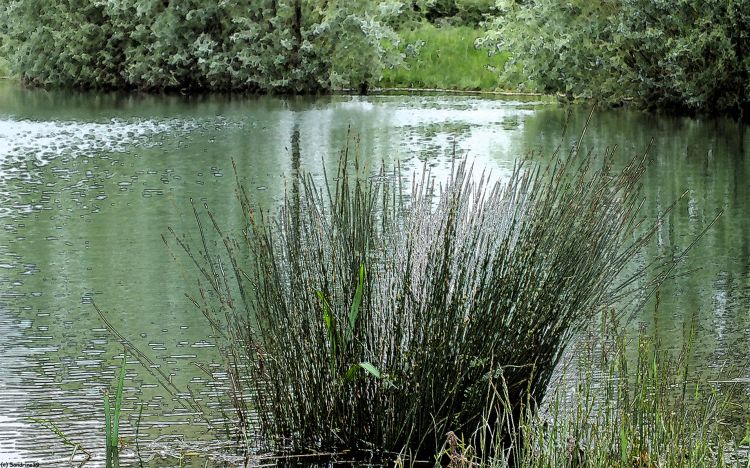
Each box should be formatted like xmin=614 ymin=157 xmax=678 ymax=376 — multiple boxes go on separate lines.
xmin=379 ymin=23 xmax=507 ymax=91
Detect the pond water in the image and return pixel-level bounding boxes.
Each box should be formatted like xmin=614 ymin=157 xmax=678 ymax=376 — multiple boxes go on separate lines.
xmin=0 ymin=80 xmax=749 ymax=465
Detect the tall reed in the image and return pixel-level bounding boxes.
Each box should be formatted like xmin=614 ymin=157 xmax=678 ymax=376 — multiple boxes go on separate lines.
xmin=175 ymin=126 xmax=667 ymax=457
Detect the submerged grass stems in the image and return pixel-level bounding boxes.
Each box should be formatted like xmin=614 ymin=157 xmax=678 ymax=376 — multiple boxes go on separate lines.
xmin=172 ymin=126 xmax=672 ymax=458
xmin=28 ymin=351 xmax=127 ymax=466
xmin=28 ymin=417 xmax=91 ymax=467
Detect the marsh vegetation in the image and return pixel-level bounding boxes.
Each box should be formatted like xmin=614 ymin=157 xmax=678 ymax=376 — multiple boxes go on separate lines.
xmin=147 ymin=118 xmax=740 ymax=465
xmin=0 ymin=78 xmax=748 ymax=465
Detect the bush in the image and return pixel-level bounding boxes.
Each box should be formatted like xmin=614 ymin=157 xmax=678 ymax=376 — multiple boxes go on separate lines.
xmin=174 ymin=131 xmax=664 ymax=458
xmin=455 ymin=0 xmax=498 ymax=25
xmin=480 ymin=0 xmax=750 ymax=117
xmin=1 ymin=0 xmax=401 ymax=93
xmin=415 ymin=0 xmax=497 ymax=26
xmin=418 ymin=0 xmax=459 ymax=23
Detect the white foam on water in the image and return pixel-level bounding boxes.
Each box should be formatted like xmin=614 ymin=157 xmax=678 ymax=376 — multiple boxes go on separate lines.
xmin=0 ymin=117 xmax=199 ymax=165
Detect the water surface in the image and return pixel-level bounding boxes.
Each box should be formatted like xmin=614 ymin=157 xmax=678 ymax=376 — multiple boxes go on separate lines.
xmin=0 ymin=81 xmax=748 ymax=464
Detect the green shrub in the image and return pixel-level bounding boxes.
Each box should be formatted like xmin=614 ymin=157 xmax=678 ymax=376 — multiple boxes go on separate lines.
xmin=414 ymin=0 xmax=497 ymax=26
xmin=1 ymin=0 xmax=401 ymax=93
xmin=455 ymin=0 xmax=498 ymax=25
xmin=0 ymin=58 xmax=9 ymax=78
xmin=173 ymin=131 xmax=663 ymax=457
xmin=418 ymin=0 xmax=459 ymax=22
xmin=480 ymin=0 xmax=750 ymax=117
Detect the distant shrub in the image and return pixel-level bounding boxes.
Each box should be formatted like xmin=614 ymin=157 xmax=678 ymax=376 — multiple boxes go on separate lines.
xmin=415 ymin=0 xmax=497 ymax=26
xmin=1 ymin=0 xmax=401 ymax=93
xmin=480 ymin=0 xmax=750 ymax=117
xmin=455 ymin=0 xmax=498 ymax=25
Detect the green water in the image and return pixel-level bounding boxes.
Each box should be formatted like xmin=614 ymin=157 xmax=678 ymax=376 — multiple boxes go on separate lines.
xmin=0 ymin=81 xmax=748 ymax=464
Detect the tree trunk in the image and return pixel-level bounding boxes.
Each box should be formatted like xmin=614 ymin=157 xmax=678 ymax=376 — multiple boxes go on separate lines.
xmin=289 ymin=0 xmax=303 ymax=70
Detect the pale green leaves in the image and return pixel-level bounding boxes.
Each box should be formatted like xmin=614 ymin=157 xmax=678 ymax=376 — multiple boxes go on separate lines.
xmin=479 ymin=0 xmax=750 ymax=115
xmin=5 ymin=0 xmax=399 ymax=93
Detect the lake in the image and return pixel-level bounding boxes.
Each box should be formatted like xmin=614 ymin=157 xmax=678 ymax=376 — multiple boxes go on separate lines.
xmin=0 ymin=80 xmax=748 ymax=465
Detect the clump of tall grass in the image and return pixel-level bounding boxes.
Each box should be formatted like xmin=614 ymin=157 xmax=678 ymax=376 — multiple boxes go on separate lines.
xmin=177 ymin=128 xmax=668 ymax=458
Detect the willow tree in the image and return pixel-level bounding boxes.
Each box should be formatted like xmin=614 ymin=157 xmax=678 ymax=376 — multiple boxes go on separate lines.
xmin=481 ymin=0 xmax=750 ymax=117
xmin=1 ymin=0 xmax=403 ymax=93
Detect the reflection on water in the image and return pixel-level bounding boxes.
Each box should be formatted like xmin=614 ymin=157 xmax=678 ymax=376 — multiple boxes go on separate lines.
xmin=0 ymin=80 xmax=748 ymax=463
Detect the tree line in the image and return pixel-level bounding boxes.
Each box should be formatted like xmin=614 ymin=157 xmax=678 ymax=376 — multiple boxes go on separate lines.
xmin=0 ymin=0 xmax=405 ymax=93
xmin=2 ymin=0 xmax=748 ymax=117
xmin=481 ymin=0 xmax=750 ymax=117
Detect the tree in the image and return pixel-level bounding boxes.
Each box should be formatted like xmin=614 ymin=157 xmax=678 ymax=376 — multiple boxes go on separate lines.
xmin=319 ymin=1 xmax=403 ymax=93
xmin=480 ymin=0 xmax=750 ymax=117
xmin=3 ymin=0 xmax=402 ymax=94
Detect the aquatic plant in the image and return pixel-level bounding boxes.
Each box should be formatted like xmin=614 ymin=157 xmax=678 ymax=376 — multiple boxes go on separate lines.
xmin=28 ymin=417 xmax=91 ymax=467
xmin=176 ymin=123 xmax=669 ymax=458
xmin=436 ymin=316 xmax=743 ymax=467
xmin=28 ymin=352 xmax=128 ymax=465
xmin=104 ymin=351 xmax=126 ymax=457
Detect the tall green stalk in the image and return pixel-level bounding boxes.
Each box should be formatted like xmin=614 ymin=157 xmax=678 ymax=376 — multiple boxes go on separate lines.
xmin=104 ymin=351 xmax=126 ymax=455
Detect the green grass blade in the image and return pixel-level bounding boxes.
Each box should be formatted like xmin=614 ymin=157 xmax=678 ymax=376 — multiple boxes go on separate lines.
xmin=346 ymin=264 xmax=365 ymax=346
xmin=344 ymin=364 xmax=360 ymax=383
xmin=620 ymin=425 xmax=628 ymax=465
xmin=112 ymin=352 xmax=126 ymax=448
xmin=104 ymin=390 xmax=112 ymax=449
xmin=740 ymin=422 xmax=750 ymax=446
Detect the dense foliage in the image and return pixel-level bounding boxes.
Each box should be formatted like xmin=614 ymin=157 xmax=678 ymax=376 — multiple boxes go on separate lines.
xmin=5 ymin=0 xmax=746 ymax=116
xmin=481 ymin=0 xmax=750 ymax=117
xmin=1 ymin=0 xmax=402 ymax=92
xmin=416 ymin=0 xmax=498 ymax=25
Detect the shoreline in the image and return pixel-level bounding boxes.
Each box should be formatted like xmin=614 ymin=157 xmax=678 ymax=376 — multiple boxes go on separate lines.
xmin=0 ymin=78 xmax=551 ymax=99
xmin=352 ymin=86 xmax=545 ymax=97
